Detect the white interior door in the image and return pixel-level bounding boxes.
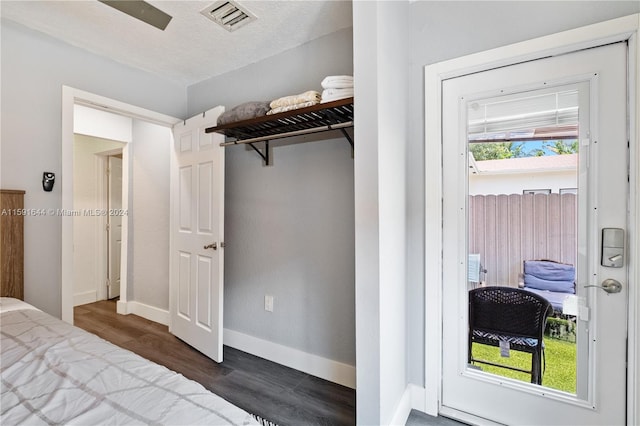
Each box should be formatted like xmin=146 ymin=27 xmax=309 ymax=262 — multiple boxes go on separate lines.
xmin=170 ymin=106 xmax=225 ymax=362
xmin=441 ymin=43 xmax=628 ymax=424
xmin=107 ymin=155 xmax=122 ymax=299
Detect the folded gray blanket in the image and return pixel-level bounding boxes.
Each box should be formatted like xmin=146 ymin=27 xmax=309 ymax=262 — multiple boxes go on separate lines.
xmin=217 ymin=101 xmax=271 ymax=125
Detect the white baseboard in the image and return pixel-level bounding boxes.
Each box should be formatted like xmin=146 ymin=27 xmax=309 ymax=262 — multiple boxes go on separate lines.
xmin=74 ymin=290 xmax=97 ymax=307
xmin=116 ymin=299 xmax=128 ymax=315
xmin=390 ymin=385 xmax=413 ymax=426
xmin=117 ymin=300 xmax=169 ymax=325
xmin=410 ymin=384 xmax=427 ymax=414
xmin=224 ymin=328 xmax=356 ymax=389
xmin=424 ymin=383 xmax=439 ymax=416
xmin=389 ymin=384 xmax=427 ymax=426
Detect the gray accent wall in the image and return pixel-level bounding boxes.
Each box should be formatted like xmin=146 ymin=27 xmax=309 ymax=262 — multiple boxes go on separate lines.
xmin=187 ymin=28 xmax=354 ymax=116
xmin=188 ymin=28 xmax=355 ymax=366
xmin=0 ymin=19 xmax=186 ymax=317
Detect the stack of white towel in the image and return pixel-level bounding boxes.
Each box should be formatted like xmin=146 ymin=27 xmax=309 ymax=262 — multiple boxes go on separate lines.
xmin=321 ymin=75 xmax=353 ymax=103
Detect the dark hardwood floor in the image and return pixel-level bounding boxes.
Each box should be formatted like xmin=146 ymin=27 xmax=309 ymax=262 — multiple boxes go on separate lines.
xmin=74 ymin=300 xmax=355 ymax=426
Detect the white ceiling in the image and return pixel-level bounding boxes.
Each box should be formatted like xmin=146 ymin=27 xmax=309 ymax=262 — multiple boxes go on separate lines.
xmin=0 ymin=0 xmax=353 ymax=86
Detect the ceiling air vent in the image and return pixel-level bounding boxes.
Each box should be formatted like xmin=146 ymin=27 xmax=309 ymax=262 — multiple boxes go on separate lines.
xmin=200 ymin=1 xmax=257 ymax=32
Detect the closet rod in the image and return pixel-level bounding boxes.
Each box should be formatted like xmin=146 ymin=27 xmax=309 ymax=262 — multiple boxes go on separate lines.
xmin=219 ymin=121 xmax=354 ymax=147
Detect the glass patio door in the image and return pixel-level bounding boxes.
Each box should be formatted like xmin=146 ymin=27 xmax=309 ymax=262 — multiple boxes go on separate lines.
xmin=441 ymin=43 xmax=628 ymax=424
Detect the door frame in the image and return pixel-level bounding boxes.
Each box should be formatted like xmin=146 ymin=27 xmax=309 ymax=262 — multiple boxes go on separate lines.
xmin=424 ymin=13 xmax=640 ymax=424
xmin=96 ymin=148 xmax=124 ymax=302
xmin=61 ymin=86 xmax=180 ymax=324
xmin=105 ymin=153 xmax=123 ymax=300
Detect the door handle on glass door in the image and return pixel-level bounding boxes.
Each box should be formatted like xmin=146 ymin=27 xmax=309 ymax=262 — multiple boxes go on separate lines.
xmin=584 ymin=278 xmax=622 ymax=294
xmin=204 ymin=242 xmax=217 ymax=250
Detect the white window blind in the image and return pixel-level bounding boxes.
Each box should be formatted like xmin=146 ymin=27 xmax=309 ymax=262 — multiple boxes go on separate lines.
xmin=468 ymin=90 xmax=578 ymax=138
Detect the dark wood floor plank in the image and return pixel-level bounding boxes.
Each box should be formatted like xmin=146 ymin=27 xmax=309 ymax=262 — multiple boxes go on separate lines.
xmin=121 ymin=337 xmax=234 ymax=386
xmin=221 ymin=345 xmax=309 ymax=389
xmin=74 ymin=300 xmax=356 ymax=426
xmin=293 ymin=375 xmax=356 ymax=422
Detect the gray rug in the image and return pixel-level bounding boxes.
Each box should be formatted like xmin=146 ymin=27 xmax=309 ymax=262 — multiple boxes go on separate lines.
xmin=251 ymin=413 xmax=279 ymax=426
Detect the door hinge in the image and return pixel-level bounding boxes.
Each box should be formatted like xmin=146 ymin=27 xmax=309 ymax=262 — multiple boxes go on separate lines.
xmin=106 ymin=223 xmax=111 ymax=232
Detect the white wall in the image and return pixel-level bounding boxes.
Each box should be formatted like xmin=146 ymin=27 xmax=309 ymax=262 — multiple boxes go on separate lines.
xmin=73 ymin=135 xmax=125 ymax=305
xmin=469 ymin=170 xmax=577 ymax=195
xmin=0 ymin=19 xmax=186 ymax=317
xmin=74 ymin=105 xmax=132 ymax=143
xmin=353 ymin=1 xmax=410 ymax=424
xmin=130 ymin=120 xmax=171 ymax=309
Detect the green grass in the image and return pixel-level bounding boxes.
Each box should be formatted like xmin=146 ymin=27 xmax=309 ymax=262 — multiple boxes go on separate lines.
xmin=471 ymin=337 xmax=576 ymax=393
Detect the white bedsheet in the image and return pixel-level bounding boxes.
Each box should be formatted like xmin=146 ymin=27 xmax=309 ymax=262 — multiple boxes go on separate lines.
xmin=0 ymin=299 xmax=258 ymax=425
xmin=0 ymin=297 xmax=39 ymax=313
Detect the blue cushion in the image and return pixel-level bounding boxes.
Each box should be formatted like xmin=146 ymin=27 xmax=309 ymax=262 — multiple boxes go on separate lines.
xmin=524 ymin=260 xmax=575 ymax=281
xmin=524 ymin=275 xmax=575 ymax=293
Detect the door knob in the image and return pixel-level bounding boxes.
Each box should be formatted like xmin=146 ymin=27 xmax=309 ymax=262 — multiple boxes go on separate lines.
xmin=204 ymin=242 xmax=217 ymax=250
xmin=584 ymin=278 xmax=622 ymax=294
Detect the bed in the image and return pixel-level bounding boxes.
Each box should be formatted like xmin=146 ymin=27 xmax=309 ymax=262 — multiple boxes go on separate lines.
xmin=0 ymin=297 xmax=259 ymax=425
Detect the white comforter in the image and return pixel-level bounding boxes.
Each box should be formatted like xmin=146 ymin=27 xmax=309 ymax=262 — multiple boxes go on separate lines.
xmin=0 ymin=298 xmax=258 ymax=425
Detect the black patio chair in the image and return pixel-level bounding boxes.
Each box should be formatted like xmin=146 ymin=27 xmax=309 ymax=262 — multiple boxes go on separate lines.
xmin=468 ymin=286 xmax=553 ymax=385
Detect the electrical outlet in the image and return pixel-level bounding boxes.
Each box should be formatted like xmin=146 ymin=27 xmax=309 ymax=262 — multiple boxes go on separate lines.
xmin=264 ymin=295 xmax=274 ymax=312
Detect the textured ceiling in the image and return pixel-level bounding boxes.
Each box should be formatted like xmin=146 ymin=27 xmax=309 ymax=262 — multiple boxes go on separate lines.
xmin=1 ymin=0 xmax=353 ymax=85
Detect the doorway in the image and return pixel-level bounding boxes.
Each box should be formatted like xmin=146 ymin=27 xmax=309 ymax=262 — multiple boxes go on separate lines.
xmin=441 ymin=42 xmax=628 ymax=424
xmin=106 ymin=153 xmax=123 ymax=300
xmin=424 ymin=15 xmax=640 ymax=425
xmin=72 ymin=134 xmax=125 ymax=306
xmin=61 ymin=86 xmax=180 ymax=324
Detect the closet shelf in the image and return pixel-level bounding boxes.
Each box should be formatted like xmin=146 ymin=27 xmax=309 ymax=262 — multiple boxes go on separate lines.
xmin=205 ymin=97 xmax=354 ymax=165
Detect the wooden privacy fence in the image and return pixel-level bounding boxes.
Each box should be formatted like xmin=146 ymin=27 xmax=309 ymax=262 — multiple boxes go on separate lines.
xmin=469 ymin=193 xmax=577 ymax=287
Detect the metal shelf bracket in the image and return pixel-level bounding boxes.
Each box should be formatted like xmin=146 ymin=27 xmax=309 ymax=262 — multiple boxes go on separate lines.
xmin=340 ymin=128 xmax=354 ymax=149
xmin=248 ymin=141 xmax=270 ymax=165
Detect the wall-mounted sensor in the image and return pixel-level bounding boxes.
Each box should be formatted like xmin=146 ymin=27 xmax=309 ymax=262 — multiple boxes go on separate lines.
xmin=42 ymin=172 xmax=55 ymax=192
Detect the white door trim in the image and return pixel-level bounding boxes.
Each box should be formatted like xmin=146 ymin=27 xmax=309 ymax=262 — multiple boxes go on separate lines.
xmin=424 ymin=13 xmax=640 ymax=424
xmin=61 ymin=86 xmax=180 ymax=324
xmin=93 ymin=147 xmax=124 ymax=303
